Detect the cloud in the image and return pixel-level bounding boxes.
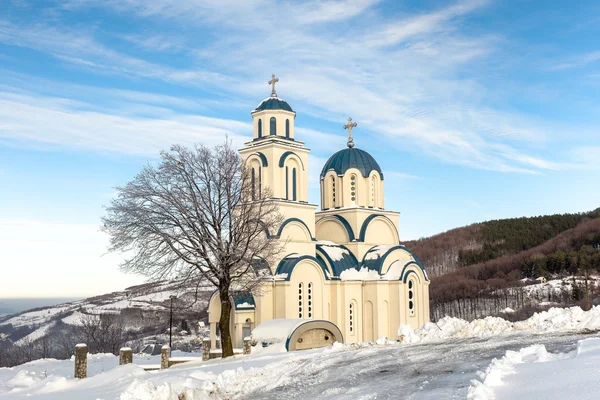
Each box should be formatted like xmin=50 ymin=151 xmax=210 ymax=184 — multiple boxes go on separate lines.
xmin=0 ymin=90 xmax=251 ymax=155
xmin=549 ymin=51 xmax=600 ymax=71
xmin=2 ymin=0 xmax=595 ymax=174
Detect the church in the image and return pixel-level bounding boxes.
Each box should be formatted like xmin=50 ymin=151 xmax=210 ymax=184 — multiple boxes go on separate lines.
xmin=208 ymin=76 xmax=430 ymax=350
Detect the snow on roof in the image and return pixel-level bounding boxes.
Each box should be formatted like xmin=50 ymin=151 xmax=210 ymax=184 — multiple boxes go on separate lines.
xmin=317 ymin=242 xmax=350 ymax=262
xmin=251 ymin=318 xmax=311 ymax=344
xmin=381 ymin=260 xmax=403 ymax=280
xmin=340 ymin=267 xmax=380 ymax=281
xmin=363 ymin=245 xmax=396 ymax=261
xmin=316 ymin=240 xmax=337 ymax=246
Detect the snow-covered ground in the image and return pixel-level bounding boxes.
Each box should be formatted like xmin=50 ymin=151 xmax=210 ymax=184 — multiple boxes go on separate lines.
xmin=469 ymin=338 xmax=600 ymax=399
xmin=2 ymin=306 xmax=600 ymax=399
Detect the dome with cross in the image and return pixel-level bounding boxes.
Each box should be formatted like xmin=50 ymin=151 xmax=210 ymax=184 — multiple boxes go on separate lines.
xmin=320 ymin=147 xmax=383 ymax=179
xmin=252 ymin=97 xmax=294 ymax=113
xmin=319 ymin=117 xmax=385 ymax=209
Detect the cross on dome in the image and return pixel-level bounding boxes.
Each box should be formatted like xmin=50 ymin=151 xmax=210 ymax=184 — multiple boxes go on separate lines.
xmin=343 ymin=117 xmax=357 ymax=148
xmin=268 ymin=74 xmax=279 ymax=97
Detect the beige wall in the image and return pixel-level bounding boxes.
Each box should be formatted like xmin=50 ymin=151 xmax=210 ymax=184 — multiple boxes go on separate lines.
xmin=251 ymin=109 xmax=296 ymax=140
xmin=320 ymin=168 xmax=384 ymax=210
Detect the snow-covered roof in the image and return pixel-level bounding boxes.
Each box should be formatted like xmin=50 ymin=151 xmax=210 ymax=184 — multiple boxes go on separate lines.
xmin=316 ymin=242 xmax=359 ymax=278
xmin=251 ymin=318 xmax=311 ymax=345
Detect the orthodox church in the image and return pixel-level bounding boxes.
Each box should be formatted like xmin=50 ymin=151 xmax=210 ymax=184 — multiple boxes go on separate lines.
xmin=208 ymin=76 xmax=430 ymax=350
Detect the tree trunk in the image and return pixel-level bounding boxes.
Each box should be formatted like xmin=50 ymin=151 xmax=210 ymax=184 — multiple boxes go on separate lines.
xmin=219 ymin=286 xmax=234 ymax=358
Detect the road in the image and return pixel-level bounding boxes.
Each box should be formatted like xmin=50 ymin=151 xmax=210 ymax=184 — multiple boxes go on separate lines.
xmin=237 ymin=331 xmax=599 ymax=399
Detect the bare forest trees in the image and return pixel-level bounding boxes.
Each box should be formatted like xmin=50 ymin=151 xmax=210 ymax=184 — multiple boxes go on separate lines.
xmin=73 ymin=314 xmax=127 ymax=354
xmin=102 ymin=141 xmax=283 ymax=358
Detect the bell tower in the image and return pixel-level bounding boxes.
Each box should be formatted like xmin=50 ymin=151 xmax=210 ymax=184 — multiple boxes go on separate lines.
xmin=239 ymin=75 xmax=317 ymax=258
xmin=240 ymin=74 xmax=310 ymax=203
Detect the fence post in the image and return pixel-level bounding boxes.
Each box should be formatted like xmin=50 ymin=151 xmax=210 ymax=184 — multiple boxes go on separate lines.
xmin=243 ymin=337 xmax=251 ymax=355
xmin=74 ymin=343 xmax=88 ymax=379
xmin=119 ymin=347 xmax=133 ymax=365
xmin=202 ymin=338 xmax=210 ymax=361
xmin=161 ymin=345 xmax=170 ymax=369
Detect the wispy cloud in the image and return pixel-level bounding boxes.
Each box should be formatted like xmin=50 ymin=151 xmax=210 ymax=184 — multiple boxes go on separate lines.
xmin=1 ymin=0 xmax=595 ymax=175
xmin=0 ymin=90 xmax=251 ymax=155
xmin=549 ymin=51 xmax=600 ymax=70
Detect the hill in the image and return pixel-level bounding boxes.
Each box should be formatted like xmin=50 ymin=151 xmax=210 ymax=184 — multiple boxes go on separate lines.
xmin=404 ymin=209 xmax=600 ymax=321
xmin=0 ymin=280 xmax=213 ymax=367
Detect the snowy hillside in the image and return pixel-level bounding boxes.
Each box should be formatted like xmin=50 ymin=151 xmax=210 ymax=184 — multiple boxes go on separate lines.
xmin=0 ymin=280 xmax=214 ymax=347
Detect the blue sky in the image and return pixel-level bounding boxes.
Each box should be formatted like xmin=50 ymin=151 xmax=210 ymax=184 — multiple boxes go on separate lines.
xmin=1 ymin=0 xmax=599 ymax=298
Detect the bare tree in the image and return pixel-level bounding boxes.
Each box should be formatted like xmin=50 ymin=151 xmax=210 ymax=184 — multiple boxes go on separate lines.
xmin=102 ymin=141 xmax=283 ymax=357
xmin=74 ymin=314 xmax=126 ymax=354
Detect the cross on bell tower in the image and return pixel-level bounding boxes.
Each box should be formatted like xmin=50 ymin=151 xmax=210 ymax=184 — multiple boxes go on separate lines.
xmin=344 ymin=117 xmax=357 ymax=148
xmin=268 ymin=74 xmax=279 ymax=97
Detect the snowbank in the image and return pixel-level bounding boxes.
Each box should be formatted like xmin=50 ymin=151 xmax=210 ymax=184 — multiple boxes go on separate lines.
xmin=468 ymin=337 xmax=600 ymax=400
xmin=398 ymin=306 xmax=600 ymax=343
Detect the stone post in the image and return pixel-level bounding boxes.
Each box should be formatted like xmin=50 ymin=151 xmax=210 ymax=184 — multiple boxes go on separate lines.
xmin=243 ymin=337 xmax=251 ymax=355
xmin=202 ymin=338 xmax=210 ymax=361
xmin=119 ymin=347 xmax=133 ymax=365
xmin=74 ymin=343 xmax=88 ymax=379
xmin=160 ymin=345 xmax=170 ymax=369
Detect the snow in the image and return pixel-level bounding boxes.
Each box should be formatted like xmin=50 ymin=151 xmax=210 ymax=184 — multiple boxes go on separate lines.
xmin=381 ymin=260 xmax=403 ymax=280
xmin=270 ymin=273 xmax=288 ymax=280
xmin=235 ymin=302 xmax=255 ymax=309
xmin=0 ymin=326 xmax=598 ymax=399
xmin=250 ymin=318 xmax=311 ymax=349
xmin=363 ymin=244 xmax=395 ymax=260
xmin=339 ymin=267 xmax=380 ymax=281
xmin=399 ymin=306 xmax=600 ymax=344
xmin=15 ymin=323 xmax=55 ymax=345
xmin=469 ymin=338 xmax=600 ymax=400
xmin=316 ymin=241 xmax=350 ymax=262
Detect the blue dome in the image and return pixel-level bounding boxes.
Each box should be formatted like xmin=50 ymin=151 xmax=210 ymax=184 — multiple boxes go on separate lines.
xmin=320 ymin=148 xmax=384 ymax=179
xmin=252 ymin=97 xmax=294 ymax=113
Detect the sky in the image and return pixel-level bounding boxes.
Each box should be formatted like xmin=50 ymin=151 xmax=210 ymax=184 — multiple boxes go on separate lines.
xmin=1 ymin=0 xmax=599 ymax=298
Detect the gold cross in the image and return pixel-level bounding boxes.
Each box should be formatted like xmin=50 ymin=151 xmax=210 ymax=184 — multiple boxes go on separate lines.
xmin=344 ymin=117 xmax=357 ymax=148
xmin=268 ymin=74 xmax=279 ymax=97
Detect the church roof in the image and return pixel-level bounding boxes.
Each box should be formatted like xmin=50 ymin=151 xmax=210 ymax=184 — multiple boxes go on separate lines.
xmin=252 ymin=97 xmax=294 ymax=113
xmin=316 ymin=242 xmax=359 ymax=277
xmin=320 ymin=147 xmax=384 ymax=179
xmin=231 ymin=292 xmax=256 ymax=310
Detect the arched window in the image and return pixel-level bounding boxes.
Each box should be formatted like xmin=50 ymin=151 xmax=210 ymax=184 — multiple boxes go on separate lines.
xmin=251 ymin=168 xmax=256 ymax=200
xmin=371 ymin=176 xmax=375 ymax=206
xmin=285 ymin=119 xmax=290 ymax=138
xmin=270 ymin=117 xmax=276 ymax=135
xmin=298 ymin=283 xmax=303 ymax=318
xmin=408 ymin=279 xmax=415 ymax=316
xmin=349 ymin=302 xmax=354 ymax=334
xmin=258 ymin=166 xmax=262 ymax=198
xmin=285 ymin=166 xmax=289 ymax=200
xmin=258 ymin=119 xmax=262 ymax=138
xmin=331 ymin=176 xmax=336 ymax=208
xmin=292 ymin=167 xmax=297 ymax=201
xmin=308 ymin=282 xmax=313 ymax=318
xmin=350 ymin=174 xmax=357 ymax=203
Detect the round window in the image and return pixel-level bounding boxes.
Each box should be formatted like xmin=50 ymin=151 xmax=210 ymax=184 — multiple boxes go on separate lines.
xmin=409 ymin=291 xmax=413 ymax=299
xmin=408 ymin=280 xmax=413 ymax=289
xmin=409 ymin=301 xmax=414 ymax=310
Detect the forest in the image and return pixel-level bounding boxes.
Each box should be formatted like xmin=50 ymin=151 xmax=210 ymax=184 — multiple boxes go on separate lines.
xmin=405 ymin=209 xmax=600 ymax=321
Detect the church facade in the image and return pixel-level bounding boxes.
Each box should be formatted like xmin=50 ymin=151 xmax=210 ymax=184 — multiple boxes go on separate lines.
xmin=208 ymin=76 xmax=430 ymax=349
